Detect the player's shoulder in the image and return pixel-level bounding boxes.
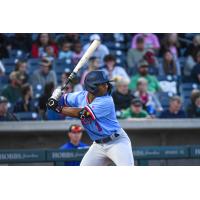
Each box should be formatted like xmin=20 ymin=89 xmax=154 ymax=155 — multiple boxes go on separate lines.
xmin=94 ymin=94 xmax=114 ymax=104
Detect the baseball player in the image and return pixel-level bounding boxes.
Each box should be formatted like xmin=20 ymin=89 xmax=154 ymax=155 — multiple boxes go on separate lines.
xmin=47 ymin=70 xmax=134 ymax=166
xmin=60 ymin=124 xmax=89 ymax=166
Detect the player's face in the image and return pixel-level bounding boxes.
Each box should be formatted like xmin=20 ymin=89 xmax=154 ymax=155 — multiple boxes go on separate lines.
xmin=68 ymin=132 xmax=83 ymax=144
xmin=96 ymin=83 xmax=109 ymax=96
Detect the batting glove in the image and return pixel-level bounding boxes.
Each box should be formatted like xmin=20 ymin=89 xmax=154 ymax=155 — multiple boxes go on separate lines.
xmin=47 ymin=87 xmax=63 ymax=113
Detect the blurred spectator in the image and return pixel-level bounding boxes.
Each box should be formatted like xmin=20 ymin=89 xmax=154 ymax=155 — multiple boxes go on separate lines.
xmin=13 ymin=83 xmax=36 ymax=113
xmin=31 ymin=57 xmax=57 ymax=89
xmin=129 ymin=60 xmax=160 ymax=93
xmin=39 ymin=82 xmax=55 ymax=119
xmin=31 ymin=33 xmax=58 ymax=58
xmin=72 ymin=41 xmax=83 ymax=65
xmin=56 ymin=33 xmax=80 ymax=46
xmin=184 ymin=34 xmax=200 ymax=76
xmin=0 ymin=96 xmax=18 ymax=121
xmin=15 ymin=60 xmax=29 ymax=83
xmin=102 ymin=54 xmax=130 ymax=81
xmin=43 ymin=45 xmax=56 ymax=62
xmin=8 ymin=33 xmax=32 ymax=53
xmin=0 ymin=34 xmax=9 ymax=59
xmin=120 ymin=98 xmax=149 ymax=119
xmin=143 ymin=50 xmax=159 ymax=74
xmin=61 ymin=71 xmax=73 ymax=93
xmin=58 ymin=40 xmax=73 ymax=60
xmin=80 ymin=57 xmax=100 ymax=85
xmin=112 ymin=78 xmax=132 ymax=112
xmin=83 ymin=34 xmax=109 ymax=66
xmin=187 ymin=89 xmax=200 ymax=118
xmin=191 ymin=51 xmax=200 ymax=83
xmin=60 ymin=124 xmax=88 ymax=166
xmin=0 ymin=61 xmax=5 ymax=76
xmin=61 ymin=71 xmax=83 ymax=92
xmin=133 ymin=78 xmax=163 ymax=115
xmin=1 ymin=71 xmax=24 ymax=103
xmin=127 ymin=36 xmax=146 ymax=68
xmin=131 ymin=33 xmax=160 ymax=51
xmin=160 ymin=33 xmax=180 ymax=58
xmin=160 ymin=50 xmax=178 ymax=76
xmin=159 ymin=96 xmax=186 ymax=118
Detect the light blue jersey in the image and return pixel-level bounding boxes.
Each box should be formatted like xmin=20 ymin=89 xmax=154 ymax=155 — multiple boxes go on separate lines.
xmin=60 ymin=90 xmax=121 ymax=141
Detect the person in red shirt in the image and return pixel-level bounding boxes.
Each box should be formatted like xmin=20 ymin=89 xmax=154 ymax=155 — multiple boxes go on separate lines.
xmin=31 ymin=33 xmax=58 ymax=58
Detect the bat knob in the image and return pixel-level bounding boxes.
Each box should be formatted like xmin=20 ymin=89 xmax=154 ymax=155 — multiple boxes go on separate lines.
xmin=48 ymin=99 xmax=55 ymax=107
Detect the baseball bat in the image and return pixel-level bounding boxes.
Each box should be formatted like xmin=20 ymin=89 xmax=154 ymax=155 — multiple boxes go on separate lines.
xmin=61 ymin=39 xmax=101 ymax=91
xmin=47 ymin=39 xmax=101 ymax=107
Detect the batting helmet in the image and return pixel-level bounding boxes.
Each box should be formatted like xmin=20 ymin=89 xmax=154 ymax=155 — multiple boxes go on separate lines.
xmin=84 ymin=70 xmax=112 ymax=95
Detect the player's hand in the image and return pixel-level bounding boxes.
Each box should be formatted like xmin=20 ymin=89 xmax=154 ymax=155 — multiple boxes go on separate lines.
xmin=51 ymin=87 xmax=63 ymax=101
xmin=46 ymin=87 xmax=63 ymax=113
xmin=47 ymin=98 xmax=63 ymax=113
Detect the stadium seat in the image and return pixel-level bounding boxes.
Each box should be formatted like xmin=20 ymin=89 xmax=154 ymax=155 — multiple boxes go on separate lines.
xmin=179 ymin=83 xmax=199 ymax=96
xmin=0 ymin=75 xmax=9 ymax=85
xmin=53 ymin=59 xmax=73 ymax=76
xmin=33 ymin=84 xmax=43 ymax=98
xmin=2 ymin=58 xmax=17 ymax=75
xmin=27 ymin=58 xmax=41 ymax=73
xmin=157 ymin=92 xmax=171 ymax=109
xmin=14 ymin=112 xmax=40 ymax=121
xmin=9 ymin=50 xmax=29 ymax=59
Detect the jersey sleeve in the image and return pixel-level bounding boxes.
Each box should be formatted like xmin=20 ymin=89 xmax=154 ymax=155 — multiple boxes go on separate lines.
xmin=59 ymin=91 xmax=82 ymax=107
xmin=84 ymin=97 xmax=113 ymax=120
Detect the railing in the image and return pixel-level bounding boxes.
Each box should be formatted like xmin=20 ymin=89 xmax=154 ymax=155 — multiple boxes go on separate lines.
xmin=0 ymin=145 xmax=200 ymax=165
xmin=0 ymin=119 xmax=200 ymax=133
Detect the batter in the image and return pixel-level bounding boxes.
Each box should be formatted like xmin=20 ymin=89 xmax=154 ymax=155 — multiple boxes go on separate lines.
xmin=47 ymin=70 xmax=134 ymax=166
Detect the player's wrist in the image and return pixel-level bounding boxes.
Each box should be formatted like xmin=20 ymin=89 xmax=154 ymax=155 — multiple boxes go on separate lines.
xmin=47 ymin=98 xmax=63 ymax=113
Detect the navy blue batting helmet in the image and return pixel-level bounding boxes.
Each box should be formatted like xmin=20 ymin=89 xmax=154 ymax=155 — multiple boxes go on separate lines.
xmin=84 ymin=70 xmax=112 ymax=95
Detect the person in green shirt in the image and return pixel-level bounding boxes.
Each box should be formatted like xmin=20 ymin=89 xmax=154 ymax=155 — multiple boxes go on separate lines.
xmin=129 ymin=60 xmax=160 ymax=93
xmin=121 ymin=98 xmax=149 ymax=119
xmin=1 ymin=71 xmax=24 ymax=104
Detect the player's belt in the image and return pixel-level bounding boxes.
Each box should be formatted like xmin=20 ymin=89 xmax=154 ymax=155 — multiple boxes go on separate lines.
xmin=95 ymin=133 xmax=120 ymax=144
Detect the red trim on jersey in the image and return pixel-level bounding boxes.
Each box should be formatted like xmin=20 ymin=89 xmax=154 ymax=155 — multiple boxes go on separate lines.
xmin=86 ymin=92 xmax=90 ymax=104
xmin=85 ymin=105 xmax=96 ymax=120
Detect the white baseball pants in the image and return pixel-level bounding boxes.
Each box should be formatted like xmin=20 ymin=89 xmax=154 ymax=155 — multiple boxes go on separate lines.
xmin=80 ymin=128 xmax=134 ymax=166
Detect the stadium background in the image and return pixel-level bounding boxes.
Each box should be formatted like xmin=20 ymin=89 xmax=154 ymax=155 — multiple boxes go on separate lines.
xmin=0 ymin=33 xmax=200 ymax=165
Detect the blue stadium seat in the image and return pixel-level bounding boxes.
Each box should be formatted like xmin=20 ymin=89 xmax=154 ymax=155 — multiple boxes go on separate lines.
xmin=14 ymin=112 xmax=40 ymax=121
xmin=9 ymin=50 xmax=29 ymax=59
xmin=0 ymin=75 xmax=9 ymax=85
xmin=33 ymin=84 xmax=43 ymax=98
xmin=157 ymin=92 xmax=171 ymax=109
xmin=53 ymin=59 xmax=73 ymax=76
xmin=27 ymin=58 xmax=41 ymax=73
xmin=2 ymin=58 xmax=17 ymax=75
xmin=179 ymin=83 xmax=199 ymax=95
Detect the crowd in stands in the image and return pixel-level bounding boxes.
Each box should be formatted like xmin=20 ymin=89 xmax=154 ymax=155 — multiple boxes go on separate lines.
xmin=0 ymin=33 xmax=200 ymax=121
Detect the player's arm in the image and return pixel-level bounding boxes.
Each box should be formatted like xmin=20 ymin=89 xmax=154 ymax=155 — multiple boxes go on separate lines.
xmin=61 ymin=107 xmax=82 ymax=118
xmin=47 ymin=87 xmax=88 ymax=118
xmin=46 ymin=87 xmax=82 ymax=118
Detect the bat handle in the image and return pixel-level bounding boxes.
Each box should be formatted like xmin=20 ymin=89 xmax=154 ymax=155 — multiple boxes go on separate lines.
xmin=61 ymin=72 xmax=77 ymax=91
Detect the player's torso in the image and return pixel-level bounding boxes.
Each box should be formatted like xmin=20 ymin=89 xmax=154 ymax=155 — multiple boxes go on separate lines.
xmin=75 ymin=91 xmax=121 ymax=141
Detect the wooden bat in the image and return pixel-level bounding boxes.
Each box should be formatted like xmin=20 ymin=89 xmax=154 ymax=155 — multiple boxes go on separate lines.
xmin=47 ymin=39 xmax=101 ymax=107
